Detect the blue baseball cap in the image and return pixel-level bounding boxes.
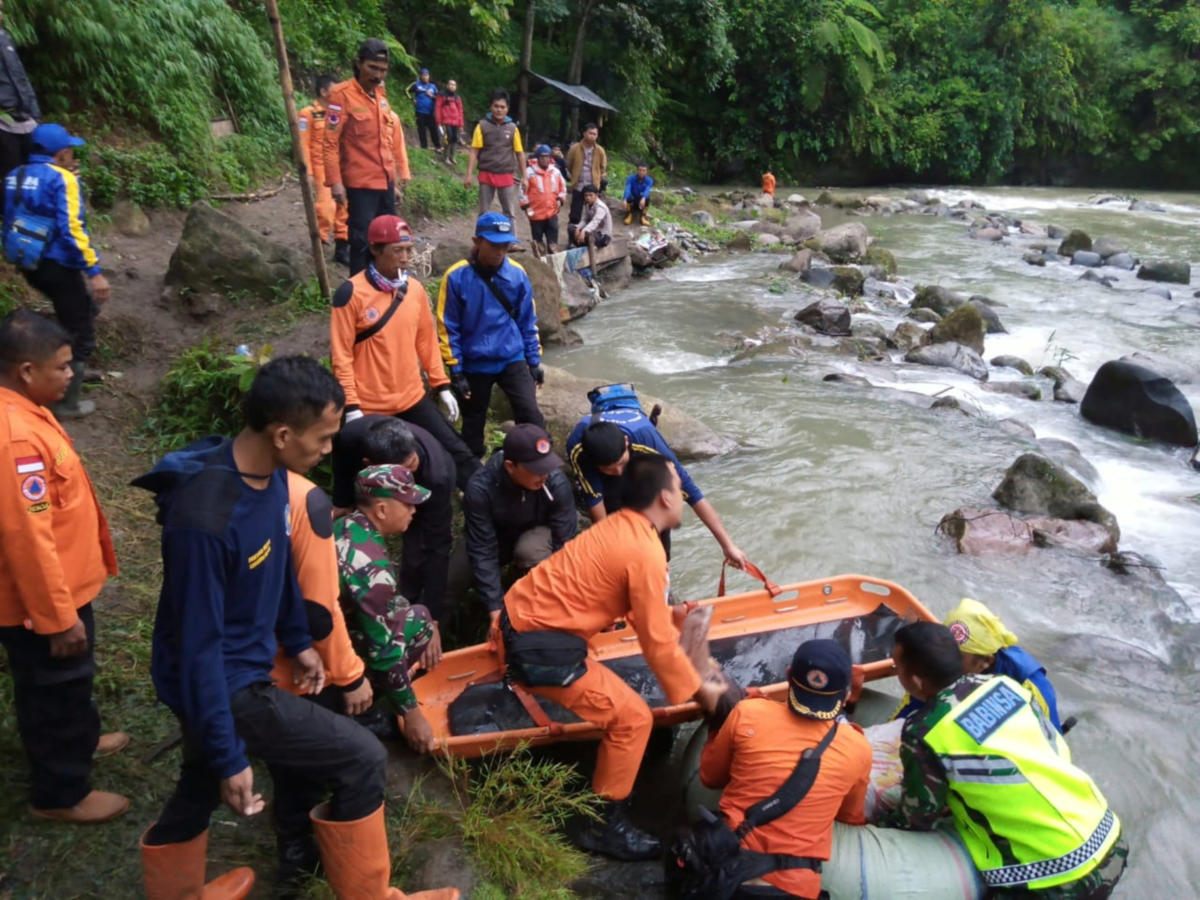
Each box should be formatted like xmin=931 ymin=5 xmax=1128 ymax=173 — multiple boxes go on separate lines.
xmin=419 ymin=67 xmax=430 ymax=75
xmin=787 ymin=639 xmax=851 ymax=720
xmin=32 ymin=123 xmax=85 ymax=154
xmin=535 ymin=144 xmax=553 ymax=157
xmin=475 ymin=212 xmax=520 ymax=245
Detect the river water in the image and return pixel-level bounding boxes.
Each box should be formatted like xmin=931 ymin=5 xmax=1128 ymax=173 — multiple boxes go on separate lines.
xmin=550 ymin=187 xmax=1200 ymax=894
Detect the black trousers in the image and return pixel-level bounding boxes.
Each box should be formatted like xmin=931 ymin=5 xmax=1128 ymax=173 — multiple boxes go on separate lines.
xmin=415 ymin=113 xmax=438 ymax=149
xmin=530 ymin=216 xmax=560 ymax=248
xmin=569 ymin=189 xmax=587 ymax=225
xmin=147 ymin=682 xmax=386 ymax=845
xmin=568 ymin=225 xmax=612 ymax=250
xmin=461 ymin=361 xmax=545 ymax=458
xmin=396 ymin=394 xmax=480 ymax=491
xmin=442 ymin=125 xmax=460 ymax=159
xmin=625 ymin=194 xmax=651 ymax=211
xmin=345 ymin=185 xmax=395 ymax=276
xmin=0 ymin=602 xmax=100 ymax=809
xmin=23 ymin=258 xmax=97 ymax=363
xmin=0 ymin=129 xmax=32 ymax=180
xmin=399 ymin=490 xmax=454 ymax=624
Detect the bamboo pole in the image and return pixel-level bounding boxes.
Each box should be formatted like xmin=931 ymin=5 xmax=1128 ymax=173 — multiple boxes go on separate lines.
xmin=264 ymin=0 xmax=331 ymax=298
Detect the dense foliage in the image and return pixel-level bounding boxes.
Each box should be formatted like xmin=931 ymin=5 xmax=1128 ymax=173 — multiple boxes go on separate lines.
xmin=10 ymin=0 xmax=1199 ymax=197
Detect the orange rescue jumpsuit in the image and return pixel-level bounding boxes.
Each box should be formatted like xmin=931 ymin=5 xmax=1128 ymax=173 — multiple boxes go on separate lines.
xmin=269 ymin=472 xmax=365 ymax=695
xmin=329 ymin=271 xmax=448 ymax=415
xmin=322 ymin=79 xmax=411 ymax=191
xmin=0 ymin=386 xmax=117 ymax=632
xmin=700 ymin=698 xmax=871 ymax=898
xmin=503 ymin=508 xmax=701 ymax=800
xmin=298 ymin=103 xmax=348 ymax=243
xmin=762 ymin=172 xmax=776 ymax=196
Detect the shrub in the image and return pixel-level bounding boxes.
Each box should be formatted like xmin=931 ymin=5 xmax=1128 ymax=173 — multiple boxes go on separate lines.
xmin=403 ymin=175 xmax=476 ymax=220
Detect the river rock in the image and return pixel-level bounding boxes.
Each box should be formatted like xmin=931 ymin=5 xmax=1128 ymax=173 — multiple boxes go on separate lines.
xmin=785 ymin=193 xmax=807 ymax=205
xmin=1106 ymin=252 xmax=1136 ymax=270
xmin=522 ymin=256 xmax=565 ymax=339
xmin=1037 ymin=437 xmax=1101 ymax=486
xmin=1080 ymin=360 xmax=1198 ymax=446
xmin=111 ymin=199 xmax=151 ymax=237
xmin=1023 ymin=252 xmax=1047 ymax=267
xmin=755 ymin=233 xmax=782 ymax=247
xmin=931 ymin=396 xmax=970 ymax=415
xmin=889 ymin=321 xmax=928 ymax=352
xmin=802 ymin=265 xmax=836 ymax=289
xmin=753 ymin=192 xmax=775 ymax=208
xmin=983 ymin=381 xmax=1042 ymax=401
xmin=823 ymin=373 xmax=872 ymax=387
xmin=928 ymin=305 xmax=985 ymax=354
xmin=851 ymin=319 xmax=888 ymax=341
xmin=1092 ymin=236 xmax=1127 ymax=259
xmin=1057 ymin=230 xmax=1092 ymax=257
xmin=1046 ymin=225 xmax=1067 ymax=239
xmin=495 ymin=365 xmax=736 ymax=460
xmin=965 ymin=299 xmax=1006 ymax=334
xmin=992 ymin=453 xmax=1120 ymax=546
xmin=905 ymin=342 xmax=988 ymax=380
xmin=937 ymin=509 xmax=1113 ymax=555
xmin=1143 ymin=286 xmax=1172 ymax=300
xmin=970 ymin=227 xmax=1004 ymax=241
xmin=996 ymin=418 xmax=1036 ymax=438
xmin=1019 ymin=221 xmax=1047 ymax=237
xmin=863 ymin=246 xmax=897 ymax=278
xmin=795 ymin=298 xmax=852 ymax=335
xmin=816 ymin=222 xmax=870 ymax=262
xmin=1119 ymin=352 xmax=1194 ymax=385
xmin=784 ymin=210 xmax=823 ymax=240
xmin=991 ymin=355 xmax=1033 ymax=375
xmin=1136 ymin=260 xmax=1191 ymax=285
xmin=907 ymin=307 xmax=942 ymax=324
xmin=779 ymin=249 xmax=814 ymax=274
xmin=831 ymin=266 xmax=865 ymax=297
xmin=165 ymin=202 xmax=311 ymax=301
xmin=911 ymin=284 xmax=965 ymax=317
xmin=1130 ymin=199 xmax=1166 ymax=212
xmin=1071 ymin=250 xmax=1102 ymax=267
xmin=836 ymin=336 xmax=887 ymax=359
xmin=728 ymin=232 xmax=752 ymax=251
xmin=1079 ymin=270 xmax=1117 ymax=287
xmin=691 ymin=210 xmax=716 ymax=227
xmin=629 ymin=243 xmax=653 ymax=268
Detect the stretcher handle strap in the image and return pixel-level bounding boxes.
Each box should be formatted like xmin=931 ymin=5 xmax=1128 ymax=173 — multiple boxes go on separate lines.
xmin=509 ymin=682 xmax=565 ymax=736
xmin=718 ymin=559 xmax=782 ymax=598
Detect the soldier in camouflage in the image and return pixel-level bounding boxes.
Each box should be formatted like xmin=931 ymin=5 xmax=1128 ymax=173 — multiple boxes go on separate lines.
xmin=335 ymin=464 xmax=443 ymax=753
xmin=881 ymin=622 xmax=1126 ymax=899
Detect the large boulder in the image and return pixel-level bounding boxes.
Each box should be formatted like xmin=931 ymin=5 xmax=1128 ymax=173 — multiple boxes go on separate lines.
xmin=1092 ymin=236 xmax=1127 ymax=259
xmin=992 ymin=453 xmax=1120 ymax=546
xmin=830 ymin=266 xmax=865 ymax=297
xmin=1071 ymin=250 xmax=1102 ymax=268
xmin=928 ymin=304 xmax=985 ymax=355
xmin=522 ymin=256 xmax=565 ymax=339
xmin=691 ymin=210 xmax=716 ymax=227
xmin=1057 ymin=229 xmax=1091 ymax=257
xmin=938 ymin=508 xmax=1117 ymax=555
xmin=111 ymin=199 xmax=151 ymax=237
xmin=816 ymin=222 xmax=870 ymax=262
xmin=965 ymin=300 xmax=1006 ymax=334
xmin=429 ymin=239 xmax=473 ymax=276
xmin=165 ymin=202 xmax=311 ymax=298
xmin=784 ymin=209 xmax=823 ymax=241
xmin=911 ymin=284 xmax=965 ymax=317
xmin=795 ymin=298 xmax=852 ymax=335
xmin=492 ymin=365 xmax=736 ymax=460
xmin=1136 ymin=260 xmax=1191 ymax=285
xmin=889 ymin=321 xmax=928 ymax=352
xmin=863 ymin=246 xmax=897 ymax=278
xmin=905 ymin=342 xmax=989 ymax=380
xmin=1080 ymin=360 xmax=1198 ymax=446
xmin=779 ymin=249 xmax=814 ymax=274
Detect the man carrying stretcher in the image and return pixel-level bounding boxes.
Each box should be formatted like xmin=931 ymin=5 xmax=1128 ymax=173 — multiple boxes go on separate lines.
xmin=500 ymin=455 xmax=725 ymax=860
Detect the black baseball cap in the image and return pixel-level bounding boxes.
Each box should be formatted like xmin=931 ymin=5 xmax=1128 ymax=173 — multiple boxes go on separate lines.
xmin=357 ymin=38 xmax=389 ymax=62
xmin=787 ymin=639 xmax=851 ymax=720
xmin=503 ymin=424 xmax=563 ymax=475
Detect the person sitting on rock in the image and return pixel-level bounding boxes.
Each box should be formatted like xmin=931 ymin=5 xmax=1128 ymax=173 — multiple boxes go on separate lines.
xmin=335 ymin=464 xmax=443 ymax=754
xmin=566 ymin=403 xmax=746 ymax=567
xmin=622 ymin=162 xmax=654 ymax=226
xmin=568 ymin=184 xmax=611 ymax=249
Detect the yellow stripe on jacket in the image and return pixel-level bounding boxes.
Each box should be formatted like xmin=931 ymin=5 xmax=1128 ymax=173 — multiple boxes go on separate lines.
xmin=52 ymin=164 xmax=98 ymax=269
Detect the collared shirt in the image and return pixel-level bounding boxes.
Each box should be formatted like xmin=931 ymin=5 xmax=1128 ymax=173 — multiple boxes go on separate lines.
xmin=323 ymin=78 xmax=410 ymax=190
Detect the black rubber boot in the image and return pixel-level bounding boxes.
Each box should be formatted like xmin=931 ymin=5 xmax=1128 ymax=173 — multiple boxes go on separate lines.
xmin=275 ymin=833 xmax=321 ymax=899
xmin=575 ymin=799 xmax=662 ymax=861
xmin=333 ymin=239 xmax=350 ymax=266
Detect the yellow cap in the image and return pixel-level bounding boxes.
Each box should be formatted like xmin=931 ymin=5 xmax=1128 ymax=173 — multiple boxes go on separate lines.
xmin=943 ymin=597 xmax=1018 ymax=656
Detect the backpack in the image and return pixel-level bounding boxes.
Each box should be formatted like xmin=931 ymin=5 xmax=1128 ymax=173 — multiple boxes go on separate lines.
xmin=588 ymin=382 xmax=661 ymax=426
xmin=4 ymin=166 xmax=56 ymax=270
xmin=665 ymin=724 xmax=838 ymax=900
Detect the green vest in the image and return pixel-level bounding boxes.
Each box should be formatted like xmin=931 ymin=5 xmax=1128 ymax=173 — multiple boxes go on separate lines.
xmin=923 ymin=676 xmax=1119 ymax=890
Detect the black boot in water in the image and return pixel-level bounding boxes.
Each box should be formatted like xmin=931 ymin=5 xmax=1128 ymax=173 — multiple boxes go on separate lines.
xmin=575 ymin=799 xmax=662 ymax=861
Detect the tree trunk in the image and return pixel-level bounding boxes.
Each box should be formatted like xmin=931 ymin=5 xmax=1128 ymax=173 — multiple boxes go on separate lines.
xmin=517 ymin=0 xmax=536 ymax=132
xmin=566 ymin=0 xmax=596 ymax=138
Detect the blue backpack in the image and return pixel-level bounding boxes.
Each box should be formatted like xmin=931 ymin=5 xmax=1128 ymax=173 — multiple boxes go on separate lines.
xmin=5 ymin=166 xmax=56 ymax=270
xmin=587 ymin=382 xmax=662 ymax=426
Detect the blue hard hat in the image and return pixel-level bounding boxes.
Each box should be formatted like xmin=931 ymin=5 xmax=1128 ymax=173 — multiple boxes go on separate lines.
xmin=32 ymin=123 xmax=85 ymax=154
xmin=535 ymin=144 xmax=553 ymax=156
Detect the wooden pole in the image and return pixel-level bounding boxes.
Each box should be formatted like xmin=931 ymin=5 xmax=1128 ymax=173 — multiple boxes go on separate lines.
xmin=264 ymin=0 xmax=331 ymax=298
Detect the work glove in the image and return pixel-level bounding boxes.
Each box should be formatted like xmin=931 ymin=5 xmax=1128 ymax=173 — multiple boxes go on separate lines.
xmin=344 ymin=408 xmax=364 ymax=424
xmin=451 ymin=371 xmax=471 ymax=399
xmin=439 ymin=387 xmax=460 ymax=421
xmin=529 ymin=364 xmax=545 ymax=386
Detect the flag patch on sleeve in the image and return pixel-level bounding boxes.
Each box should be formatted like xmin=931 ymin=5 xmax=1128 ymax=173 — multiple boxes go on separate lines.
xmin=15 ymin=455 xmax=44 ymax=474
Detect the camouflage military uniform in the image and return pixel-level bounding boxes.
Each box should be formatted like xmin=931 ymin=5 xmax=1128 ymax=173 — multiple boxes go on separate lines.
xmin=334 ymin=509 xmax=434 ymax=712
xmin=881 ymin=675 xmax=1127 ymax=899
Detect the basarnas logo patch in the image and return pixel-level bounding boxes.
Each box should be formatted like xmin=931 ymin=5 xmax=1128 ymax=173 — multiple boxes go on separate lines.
xmin=21 ymin=473 xmax=46 ymax=501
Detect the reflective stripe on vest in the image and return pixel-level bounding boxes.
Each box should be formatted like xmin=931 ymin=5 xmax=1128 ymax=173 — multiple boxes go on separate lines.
xmin=924 ymin=677 xmax=1119 ymax=890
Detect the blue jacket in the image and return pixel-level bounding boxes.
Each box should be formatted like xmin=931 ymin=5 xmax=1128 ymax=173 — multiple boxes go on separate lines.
xmin=565 ymin=407 xmax=704 ymax=510
xmin=410 ymin=81 xmax=437 ymax=115
xmin=436 ymin=257 xmax=541 ymax=375
xmin=133 ymin=437 xmax=311 ymax=779
xmin=623 ymin=173 xmax=654 ymax=202
xmin=3 ymin=154 xmax=101 ymax=275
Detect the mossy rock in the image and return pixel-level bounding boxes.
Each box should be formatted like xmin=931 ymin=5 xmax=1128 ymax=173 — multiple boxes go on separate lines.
xmin=831 ymin=266 xmax=865 ymax=297
xmin=928 ymin=304 xmax=985 ymax=355
xmin=863 ymin=247 xmax=897 ymax=278
xmin=815 ymin=190 xmax=834 ymax=205
xmin=912 ymin=284 xmax=965 ymax=316
xmin=1057 ymin=229 xmax=1092 ymax=257
xmin=992 ymin=453 xmax=1120 ymax=546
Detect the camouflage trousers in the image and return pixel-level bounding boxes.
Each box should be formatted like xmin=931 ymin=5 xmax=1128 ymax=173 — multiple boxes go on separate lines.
xmin=988 ymin=834 xmax=1128 ymax=900
xmin=348 ymin=602 xmax=434 ymax=714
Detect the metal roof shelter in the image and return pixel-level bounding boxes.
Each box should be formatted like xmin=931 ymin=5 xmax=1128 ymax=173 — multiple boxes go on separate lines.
xmin=527 ymin=71 xmax=619 ymax=113
xmin=523 ymin=70 xmax=618 ymax=145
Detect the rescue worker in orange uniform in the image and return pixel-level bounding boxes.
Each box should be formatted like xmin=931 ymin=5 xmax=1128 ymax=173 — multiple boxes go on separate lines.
xmin=761 ymin=168 xmax=776 ymax=197
xmin=298 ymin=75 xmax=348 ymax=250
xmin=268 ymin=469 xmax=373 ymax=895
xmin=501 ymin=455 xmax=725 ymax=860
xmin=700 ymin=639 xmax=872 ymax=899
xmin=323 ymin=38 xmax=411 ymax=274
xmin=0 ymin=309 xmax=127 ymax=824
xmin=330 ymin=214 xmax=479 ymax=491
